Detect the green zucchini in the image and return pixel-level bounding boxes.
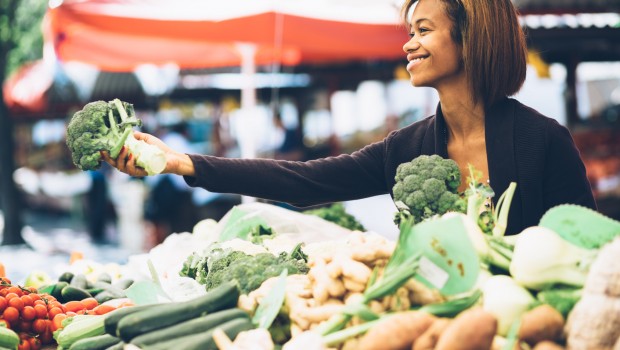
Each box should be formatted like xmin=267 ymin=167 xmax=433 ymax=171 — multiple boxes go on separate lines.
xmin=111 ymin=279 xmax=134 ymax=290
xmin=70 ymin=274 xmax=89 ymax=289
xmin=51 ymin=281 xmax=69 ymax=300
xmin=146 ymin=317 xmax=253 ymax=350
xmin=130 ymin=308 xmax=249 ymax=347
xmin=103 ymin=304 xmax=159 ymax=336
xmin=0 ymin=325 xmax=19 ymax=350
xmin=59 ymin=271 xmax=75 ymax=283
xmin=117 ymin=281 xmax=240 ymax=342
xmin=61 ymin=286 xmax=93 ymax=302
xmin=104 ymin=341 xmax=125 ymax=350
xmin=68 ymin=334 xmax=121 ymax=350
xmin=96 ymin=272 xmax=112 ymax=284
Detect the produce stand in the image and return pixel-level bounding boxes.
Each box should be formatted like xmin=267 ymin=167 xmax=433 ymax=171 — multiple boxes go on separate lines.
xmin=2 ymin=201 xmax=620 ymax=350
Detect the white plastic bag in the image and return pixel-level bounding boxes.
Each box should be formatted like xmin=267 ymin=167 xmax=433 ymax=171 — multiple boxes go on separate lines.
xmin=215 ymin=202 xmax=352 ymax=246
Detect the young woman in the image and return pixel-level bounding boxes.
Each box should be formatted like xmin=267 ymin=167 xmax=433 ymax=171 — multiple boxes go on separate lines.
xmin=104 ymin=0 xmax=596 ymax=235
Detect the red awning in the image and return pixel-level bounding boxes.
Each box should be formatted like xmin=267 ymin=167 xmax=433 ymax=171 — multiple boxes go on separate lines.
xmin=3 ymin=61 xmax=52 ymax=114
xmin=45 ymin=0 xmax=407 ymax=72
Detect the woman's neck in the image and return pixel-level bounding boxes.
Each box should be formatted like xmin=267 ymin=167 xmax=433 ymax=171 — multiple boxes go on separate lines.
xmin=437 ymin=87 xmax=485 ymax=142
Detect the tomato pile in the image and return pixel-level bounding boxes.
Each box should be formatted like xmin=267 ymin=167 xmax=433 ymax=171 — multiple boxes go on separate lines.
xmin=0 ymin=276 xmax=114 ymax=350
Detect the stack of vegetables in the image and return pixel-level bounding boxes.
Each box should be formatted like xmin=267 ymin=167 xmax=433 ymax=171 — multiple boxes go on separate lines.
xmin=198 ymin=155 xmax=620 ymax=350
xmin=0 ymin=274 xmax=124 ymax=350
xmin=51 ymin=281 xmax=253 ymax=350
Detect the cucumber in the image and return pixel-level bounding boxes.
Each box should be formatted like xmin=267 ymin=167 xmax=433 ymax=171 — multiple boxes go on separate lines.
xmin=103 ymin=304 xmax=159 ymax=336
xmin=104 ymin=341 xmax=125 ymax=350
xmin=59 ymin=271 xmax=75 ymax=283
xmin=51 ymin=281 xmax=69 ymax=300
xmin=68 ymin=334 xmax=121 ymax=350
xmin=96 ymin=272 xmax=112 ymax=284
xmin=130 ymin=308 xmax=249 ymax=347
xmin=70 ymin=274 xmax=89 ymax=289
xmin=0 ymin=326 xmax=19 ymax=350
xmin=117 ymin=281 xmax=240 ymax=342
xmin=94 ymin=291 xmax=116 ymax=304
xmin=61 ymin=286 xmax=93 ymax=302
xmin=111 ymin=279 xmax=134 ymax=290
xmin=146 ymin=317 xmax=253 ymax=350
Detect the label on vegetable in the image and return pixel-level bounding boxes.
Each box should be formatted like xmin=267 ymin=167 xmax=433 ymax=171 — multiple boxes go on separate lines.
xmin=418 ymin=256 xmax=449 ymax=289
xmin=405 ymin=215 xmax=480 ymax=295
xmin=539 ymin=204 xmax=620 ymax=249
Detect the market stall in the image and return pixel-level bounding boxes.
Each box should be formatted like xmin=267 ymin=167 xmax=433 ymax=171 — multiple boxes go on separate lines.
xmin=2 ymin=158 xmax=620 ymax=350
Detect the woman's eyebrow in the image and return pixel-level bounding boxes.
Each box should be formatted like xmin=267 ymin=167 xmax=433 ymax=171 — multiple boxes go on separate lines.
xmin=414 ymin=18 xmax=434 ymax=26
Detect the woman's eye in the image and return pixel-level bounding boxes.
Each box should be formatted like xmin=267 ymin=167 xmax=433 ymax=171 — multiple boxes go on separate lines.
xmin=419 ymin=27 xmax=429 ymax=33
xmin=408 ymin=33 xmax=415 ymax=38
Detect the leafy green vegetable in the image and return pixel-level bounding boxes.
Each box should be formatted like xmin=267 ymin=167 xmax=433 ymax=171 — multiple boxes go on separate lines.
xmin=536 ymin=287 xmax=582 ymax=319
xmin=539 ymin=204 xmax=620 ymax=249
xmin=252 ymin=269 xmax=288 ymax=329
xmin=219 ymin=206 xmax=272 ymax=242
xmin=303 ymin=203 xmax=366 ymax=231
xmin=65 ymin=99 xmax=166 ymax=175
xmin=180 ymin=244 xmax=309 ymax=295
xmin=247 ymin=224 xmax=276 ymax=244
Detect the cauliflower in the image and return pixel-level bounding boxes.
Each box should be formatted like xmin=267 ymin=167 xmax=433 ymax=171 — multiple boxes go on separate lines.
xmin=65 ymin=98 xmax=166 ymax=175
xmin=392 ymin=154 xmax=466 ymax=224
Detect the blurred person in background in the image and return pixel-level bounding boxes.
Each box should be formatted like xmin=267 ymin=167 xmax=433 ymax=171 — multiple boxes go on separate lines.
xmin=143 ymin=121 xmax=198 ymax=247
xmin=273 ymin=112 xmax=306 ymax=161
xmin=103 ymin=0 xmax=596 ymax=235
xmin=85 ymin=166 xmax=116 ymax=244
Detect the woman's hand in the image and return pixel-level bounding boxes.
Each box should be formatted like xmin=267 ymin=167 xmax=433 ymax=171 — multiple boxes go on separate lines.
xmin=101 ymin=131 xmax=195 ymax=177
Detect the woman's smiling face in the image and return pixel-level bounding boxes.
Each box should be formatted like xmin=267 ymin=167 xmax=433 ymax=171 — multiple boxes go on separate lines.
xmin=402 ymin=0 xmax=464 ymax=90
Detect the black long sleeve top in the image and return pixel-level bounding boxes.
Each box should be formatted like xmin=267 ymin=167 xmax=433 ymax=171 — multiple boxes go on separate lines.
xmin=184 ymin=97 xmax=596 ymax=235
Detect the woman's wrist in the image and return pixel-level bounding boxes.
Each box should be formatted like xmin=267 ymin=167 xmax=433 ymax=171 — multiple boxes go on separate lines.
xmin=171 ymin=153 xmax=195 ymax=176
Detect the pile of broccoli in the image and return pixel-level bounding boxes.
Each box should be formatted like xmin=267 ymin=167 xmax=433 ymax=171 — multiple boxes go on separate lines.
xmin=65 ymin=99 xmax=166 ymax=175
xmin=392 ymin=154 xmax=467 ymax=225
xmin=180 ymin=244 xmax=309 ymax=295
xmin=303 ymin=203 xmax=366 ymax=231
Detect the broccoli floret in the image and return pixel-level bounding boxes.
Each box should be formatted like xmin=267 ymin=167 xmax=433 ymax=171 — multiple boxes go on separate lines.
xmin=65 ymin=99 xmax=166 ymax=175
xmin=202 ymin=247 xmax=309 ymax=294
xmin=303 ymin=203 xmax=366 ymax=231
xmin=393 ymin=155 xmax=466 ymax=224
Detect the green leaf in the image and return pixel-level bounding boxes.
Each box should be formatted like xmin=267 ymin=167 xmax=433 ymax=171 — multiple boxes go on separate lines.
xmin=125 ymin=280 xmax=169 ymax=305
xmin=419 ymin=289 xmax=482 ymax=318
xmin=219 ymin=207 xmax=271 ymax=241
xmin=37 ymin=284 xmax=55 ymax=295
xmin=539 ymin=204 xmax=620 ymax=249
xmin=401 ymin=215 xmax=481 ymax=295
xmin=126 ymin=260 xmax=171 ymax=305
xmin=341 ymin=303 xmax=379 ymax=322
xmin=502 ymin=319 xmax=521 ymax=350
xmin=252 ymin=269 xmax=288 ymax=329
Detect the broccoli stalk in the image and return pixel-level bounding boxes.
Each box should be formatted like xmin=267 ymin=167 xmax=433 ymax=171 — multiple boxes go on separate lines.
xmin=66 ymin=98 xmax=166 ymax=175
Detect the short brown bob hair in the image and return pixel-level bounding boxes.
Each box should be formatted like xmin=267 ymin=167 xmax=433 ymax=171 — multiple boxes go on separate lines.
xmin=401 ymin=0 xmax=528 ymax=106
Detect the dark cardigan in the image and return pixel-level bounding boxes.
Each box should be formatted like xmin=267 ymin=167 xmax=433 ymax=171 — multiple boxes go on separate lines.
xmin=185 ymin=97 xmax=596 ymax=235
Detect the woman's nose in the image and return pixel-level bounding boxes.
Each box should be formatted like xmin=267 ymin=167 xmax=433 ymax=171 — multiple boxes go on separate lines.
xmin=403 ymin=36 xmax=419 ymax=54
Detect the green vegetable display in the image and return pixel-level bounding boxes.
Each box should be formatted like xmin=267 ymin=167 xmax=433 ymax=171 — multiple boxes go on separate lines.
xmin=180 ymin=244 xmax=309 ymax=294
xmin=392 ymin=155 xmax=466 ymax=225
xmin=303 ymin=203 xmax=366 ymax=231
xmin=66 ymin=98 xmax=166 ymax=175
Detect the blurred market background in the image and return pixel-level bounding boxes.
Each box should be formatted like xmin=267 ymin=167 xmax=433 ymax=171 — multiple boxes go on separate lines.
xmin=1 ymin=0 xmax=619 ymax=282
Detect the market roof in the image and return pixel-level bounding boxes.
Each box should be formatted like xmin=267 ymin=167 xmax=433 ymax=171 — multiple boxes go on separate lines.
xmin=514 ymin=0 xmax=620 ymax=14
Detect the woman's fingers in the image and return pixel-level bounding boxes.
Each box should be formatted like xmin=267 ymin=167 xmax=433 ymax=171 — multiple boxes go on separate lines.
xmin=125 ymin=152 xmax=148 ymax=177
xmin=116 ymin=146 xmax=129 ymax=173
xmin=101 ymin=147 xmax=148 ymax=177
xmin=101 ymin=151 xmax=116 ymax=167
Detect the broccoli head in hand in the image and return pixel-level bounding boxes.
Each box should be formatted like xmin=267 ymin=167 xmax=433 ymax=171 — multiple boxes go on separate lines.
xmin=66 ymin=99 xmax=166 ymax=175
